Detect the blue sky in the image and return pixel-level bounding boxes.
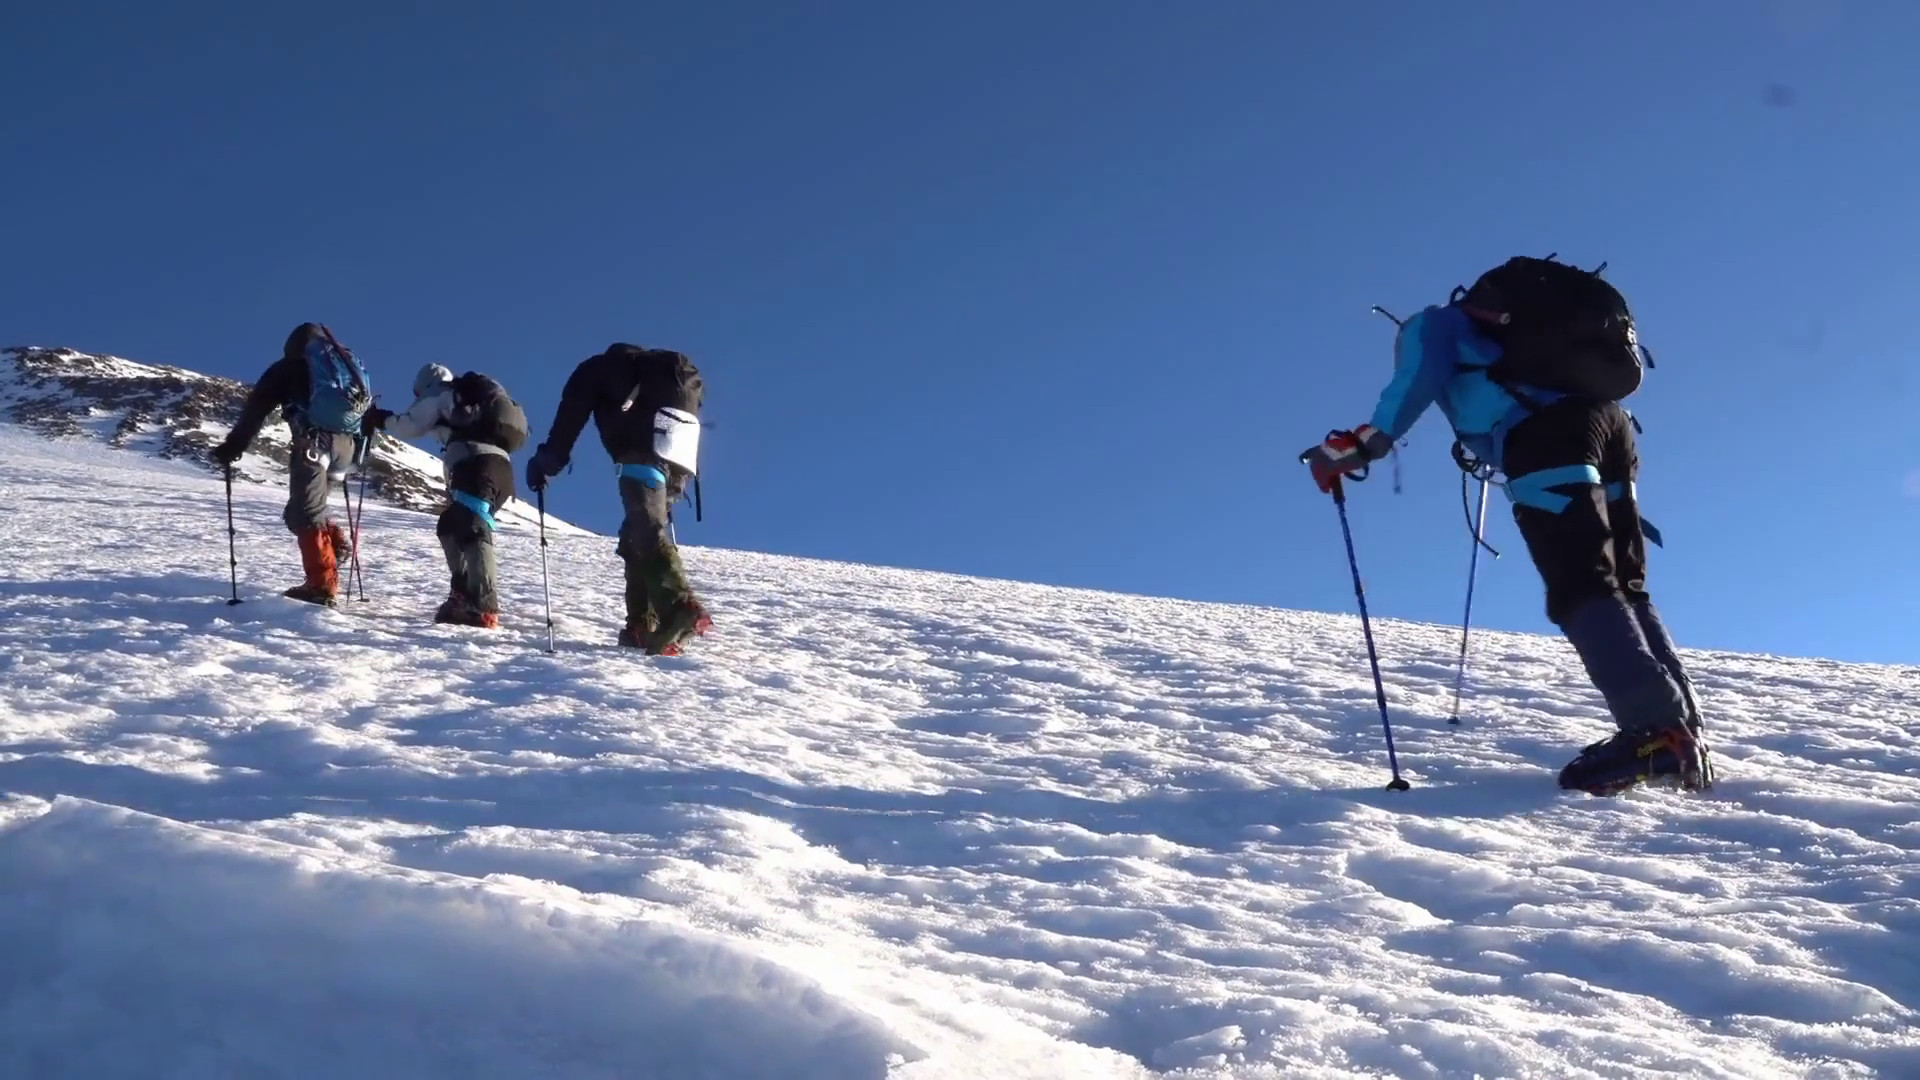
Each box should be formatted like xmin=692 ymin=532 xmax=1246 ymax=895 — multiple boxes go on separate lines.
xmin=4 ymin=2 xmax=1916 ymax=665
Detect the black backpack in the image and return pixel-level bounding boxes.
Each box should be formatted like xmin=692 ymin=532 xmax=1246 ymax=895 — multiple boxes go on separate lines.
xmin=608 ymin=345 xmax=706 ymax=519
xmin=1455 ymin=255 xmax=1647 ymax=403
xmin=447 ymin=371 xmax=530 ymax=452
xmin=611 ymin=344 xmax=703 ymax=417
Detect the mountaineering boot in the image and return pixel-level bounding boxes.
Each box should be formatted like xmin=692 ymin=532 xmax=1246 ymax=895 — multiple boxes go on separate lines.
xmin=1558 ymin=724 xmax=1709 ymax=796
xmin=648 ymin=596 xmax=712 ymax=656
xmin=434 ymin=591 xmax=470 ymax=624
xmin=1631 ymin=597 xmax=1716 ymax=787
xmin=449 ymin=534 xmax=501 ymax=628
xmin=613 ymin=600 xmax=709 ymax=654
xmin=1552 ymin=593 xmax=1707 ymax=794
xmin=617 ymin=540 xmax=708 ymax=655
xmin=434 ymin=591 xmax=499 ymax=629
xmin=283 ymin=526 xmax=338 ymax=606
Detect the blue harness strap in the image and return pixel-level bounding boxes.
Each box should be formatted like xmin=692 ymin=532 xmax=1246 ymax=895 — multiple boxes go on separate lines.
xmin=451 ymin=490 xmax=498 ymax=531
xmin=1601 ymin=479 xmax=1663 ymax=546
xmin=1506 ymin=467 xmax=1665 ymax=547
xmin=618 ymin=463 xmax=668 ymax=489
xmin=1504 ymin=464 xmax=1602 ymax=513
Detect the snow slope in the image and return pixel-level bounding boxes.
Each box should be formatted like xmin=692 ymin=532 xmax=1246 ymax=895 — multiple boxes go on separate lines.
xmin=1 ymin=422 xmax=1917 ymax=1078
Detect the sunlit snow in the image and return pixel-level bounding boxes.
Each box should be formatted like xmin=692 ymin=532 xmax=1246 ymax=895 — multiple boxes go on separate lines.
xmin=0 ymin=366 xmax=1915 ymax=1078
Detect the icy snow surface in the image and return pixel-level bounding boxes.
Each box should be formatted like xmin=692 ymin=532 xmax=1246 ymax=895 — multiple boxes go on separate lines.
xmin=1 ymin=427 xmax=1917 ymax=1079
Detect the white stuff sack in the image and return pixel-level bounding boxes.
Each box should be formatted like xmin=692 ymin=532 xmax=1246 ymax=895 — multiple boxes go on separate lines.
xmin=652 ymin=407 xmax=701 ymax=475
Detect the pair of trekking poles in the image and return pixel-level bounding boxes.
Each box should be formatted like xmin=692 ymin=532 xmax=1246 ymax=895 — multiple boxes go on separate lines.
xmin=223 ymin=462 xmax=372 ymax=606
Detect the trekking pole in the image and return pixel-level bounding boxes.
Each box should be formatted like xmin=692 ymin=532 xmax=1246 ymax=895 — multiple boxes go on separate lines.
xmin=355 ymin=469 xmax=369 ymax=600
xmin=536 ymin=488 xmax=555 ymax=653
xmin=223 ymin=464 xmax=242 ymax=605
xmin=1449 ymin=474 xmax=1493 ymax=725
xmin=1300 ymin=433 xmax=1410 ymax=791
xmin=342 ymin=471 xmax=368 ymax=602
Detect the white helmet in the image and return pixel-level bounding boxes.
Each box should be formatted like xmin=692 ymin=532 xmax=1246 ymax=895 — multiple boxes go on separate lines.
xmin=413 ymin=363 xmax=454 ymax=399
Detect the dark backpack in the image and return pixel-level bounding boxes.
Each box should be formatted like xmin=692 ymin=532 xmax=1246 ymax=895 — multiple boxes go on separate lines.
xmin=611 ymin=344 xmax=703 ymax=417
xmin=295 ymin=324 xmax=374 ymax=434
xmin=1455 ymin=255 xmax=1646 ymax=403
xmin=447 ymin=371 xmax=529 ymax=452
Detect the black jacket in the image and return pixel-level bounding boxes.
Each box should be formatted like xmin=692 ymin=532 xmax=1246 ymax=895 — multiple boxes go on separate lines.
xmin=538 ymin=344 xmax=703 ymax=468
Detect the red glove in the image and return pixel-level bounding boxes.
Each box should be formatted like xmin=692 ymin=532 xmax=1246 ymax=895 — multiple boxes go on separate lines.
xmin=1301 ymin=425 xmax=1392 ymax=493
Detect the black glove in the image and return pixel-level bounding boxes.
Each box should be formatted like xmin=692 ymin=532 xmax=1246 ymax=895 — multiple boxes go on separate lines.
xmin=525 ymin=443 xmax=567 ymax=491
xmin=361 ymin=407 xmax=393 ymax=437
xmin=210 ymin=438 xmax=244 ymax=466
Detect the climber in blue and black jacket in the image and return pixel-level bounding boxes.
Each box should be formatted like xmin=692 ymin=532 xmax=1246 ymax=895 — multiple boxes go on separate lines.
xmin=1301 ymin=257 xmax=1711 ymax=796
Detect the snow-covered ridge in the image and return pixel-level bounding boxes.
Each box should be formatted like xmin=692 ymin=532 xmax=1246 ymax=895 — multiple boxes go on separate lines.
xmin=0 ymin=344 xmax=586 ymax=535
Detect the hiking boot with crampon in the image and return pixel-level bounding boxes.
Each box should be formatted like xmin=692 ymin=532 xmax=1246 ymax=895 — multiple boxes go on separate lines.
xmin=283 ymin=584 xmax=337 ymax=606
xmin=650 ymin=598 xmax=711 ymax=656
xmin=617 ymin=599 xmax=711 ymax=655
xmin=1558 ymin=724 xmax=1710 ymax=796
xmin=434 ymin=592 xmax=498 ymax=629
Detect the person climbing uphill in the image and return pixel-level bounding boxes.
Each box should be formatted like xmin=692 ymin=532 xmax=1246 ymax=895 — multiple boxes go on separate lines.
xmin=1301 ymin=256 xmax=1711 ymax=796
xmin=524 ymin=343 xmax=710 ymax=655
xmin=211 ymin=323 xmax=373 ymax=607
xmin=363 ymin=363 xmax=528 ymax=628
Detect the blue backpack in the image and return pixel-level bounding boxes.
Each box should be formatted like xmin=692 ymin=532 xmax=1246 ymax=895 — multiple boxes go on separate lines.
xmin=296 ymin=324 xmax=373 ymax=434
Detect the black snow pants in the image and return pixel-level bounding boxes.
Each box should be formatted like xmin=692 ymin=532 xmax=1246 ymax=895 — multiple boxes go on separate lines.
xmin=1502 ymin=398 xmax=1695 ymax=733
